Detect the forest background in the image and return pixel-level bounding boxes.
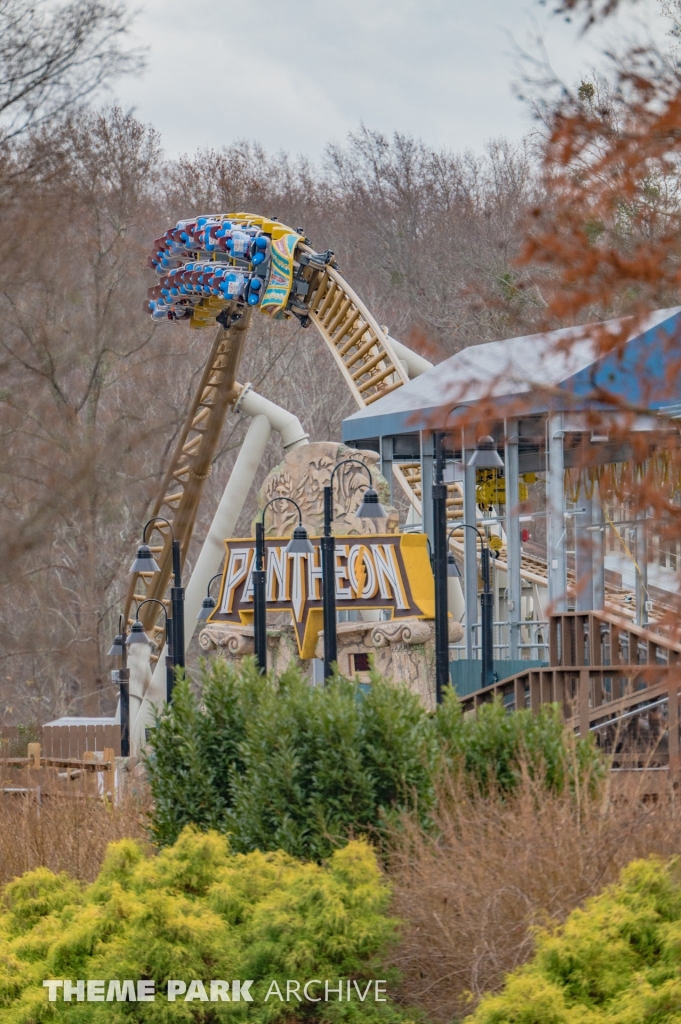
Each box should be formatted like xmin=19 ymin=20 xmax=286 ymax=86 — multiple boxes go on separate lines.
xmin=2 ymin=0 xmax=680 ymax=723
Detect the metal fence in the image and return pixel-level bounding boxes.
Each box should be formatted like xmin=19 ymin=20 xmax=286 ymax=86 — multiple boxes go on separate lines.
xmin=450 ymin=619 xmax=550 ymax=663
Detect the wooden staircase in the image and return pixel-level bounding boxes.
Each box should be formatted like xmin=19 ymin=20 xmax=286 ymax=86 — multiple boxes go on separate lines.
xmin=459 ymin=609 xmax=681 ymax=772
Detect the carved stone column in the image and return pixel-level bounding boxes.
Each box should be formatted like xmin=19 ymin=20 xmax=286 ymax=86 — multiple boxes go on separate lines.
xmin=199 ymin=623 xmax=304 ymax=677
xmin=314 ymin=616 xmax=463 ymax=711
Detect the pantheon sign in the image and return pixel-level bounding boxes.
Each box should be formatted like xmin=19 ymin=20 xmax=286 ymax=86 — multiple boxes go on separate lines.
xmin=208 ymin=533 xmax=435 ymax=659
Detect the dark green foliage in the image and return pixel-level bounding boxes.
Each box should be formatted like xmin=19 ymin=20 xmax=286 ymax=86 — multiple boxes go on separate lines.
xmin=146 ymin=661 xmax=437 ymax=856
xmin=145 ymin=660 xmax=603 ymax=857
xmin=435 ymin=687 xmax=603 ymax=794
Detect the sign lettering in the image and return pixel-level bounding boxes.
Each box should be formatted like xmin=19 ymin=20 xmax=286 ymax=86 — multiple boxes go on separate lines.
xmin=209 ymin=533 xmax=434 ymax=658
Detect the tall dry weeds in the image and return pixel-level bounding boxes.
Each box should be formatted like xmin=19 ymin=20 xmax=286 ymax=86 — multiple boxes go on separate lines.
xmin=387 ymin=767 xmax=681 ymax=1022
xmin=0 ymin=789 xmax=152 ymax=887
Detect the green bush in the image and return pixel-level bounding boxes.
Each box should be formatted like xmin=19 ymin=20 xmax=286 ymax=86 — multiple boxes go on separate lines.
xmin=0 ymin=829 xmax=409 ymax=1024
xmin=464 ymin=855 xmax=681 ymax=1023
xmin=435 ymin=689 xmax=602 ymax=795
xmin=145 ymin=660 xmax=603 ymax=857
xmin=146 ymin=661 xmax=438 ymax=856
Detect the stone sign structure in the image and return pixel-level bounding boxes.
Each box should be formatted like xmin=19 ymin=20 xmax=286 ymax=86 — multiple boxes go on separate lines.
xmin=198 ymin=440 xmax=462 ymax=708
xmin=254 ymin=440 xmax=399 ymax=537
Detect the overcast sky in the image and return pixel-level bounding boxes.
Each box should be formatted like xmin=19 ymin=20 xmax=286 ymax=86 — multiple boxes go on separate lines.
xmin=112 ymin=0 xmax=667 ymax=160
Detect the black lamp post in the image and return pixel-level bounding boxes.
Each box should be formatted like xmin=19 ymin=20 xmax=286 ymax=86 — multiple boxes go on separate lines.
xmin=432 ymin=433 xmax=449 ymax=705
xmin=466 ymin=435 xmax=503 ymax=690
xmin=254 ymin=496 xmax=315 ymax=674
xmin=456 ymin=523 xmax=495 ymax=690
xmin=130 ymin=516 xmax=185 ymax=693
xmin=107 ymin=614 xmax=130 ymax=757
xmin=128 ymin=598 xmax=175 ymax=703
xmin=197 ymin=573 xmax=223 ymax=622
xmin=322 ymin=460 xmax=387 ymax=681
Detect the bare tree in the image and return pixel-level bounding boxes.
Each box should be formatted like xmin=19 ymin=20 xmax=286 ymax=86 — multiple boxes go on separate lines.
xmin=1 ymin=121 xmax=550 ymax=722
xmin=0 ymin=0 xmax=143 ymax=141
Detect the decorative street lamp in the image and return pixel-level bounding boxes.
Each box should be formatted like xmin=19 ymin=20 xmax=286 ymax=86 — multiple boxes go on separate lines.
xmin=447 ymin=549 xmax=462 ymax=577
xmin=197 ymin=573 xmax=224 ymax=622
xmin=107 ymin=614 xmax=130 ymax=757
xmin=455 ymin=523 xmax=495 ymax=690
xmin=254 ymin=496 xmax=314 ymax=674
xmin=466 ymin=435 xmax=503 ymax=690
xmin=468 ymin=435 xmax=504 ymax=469
xmin=433 ymin=433 xmax=503 ymax=702
xmin=432 ymin=433 xmax=449 ymax=705
xmin=129 ymin=516 xmax=185 ymax=691
xmin=127 ymin=598 xmax=175 ymax=703
xmin=322 ymin=460 xmax=387 ymax=681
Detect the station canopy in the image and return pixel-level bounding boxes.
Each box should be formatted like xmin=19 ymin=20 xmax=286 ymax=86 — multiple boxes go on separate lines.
xmin=342 ymin=307 xmax=681 ymax=444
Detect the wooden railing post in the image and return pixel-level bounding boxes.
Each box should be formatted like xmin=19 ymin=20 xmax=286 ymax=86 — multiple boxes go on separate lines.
xmin=530 ymin=672 xmax=540 ymax=712
xmin=562 ymin=615 xmax=574 ymax=667
xmin=610 ymin=625 xmax=620 ymax=667
xmin=553 ymin=670 xmax=565 ymax=716
xmin=589 ymin=614 xmax=602 ymax=667
xmin=669 ymin=675 xmax=680 ymax=776
xmin=103 ymin=747 xmax=116 ymax=803
xmin=549 ymin=616 xmax=560 ymax=665
xmin=579 ymin=669 xmax=590 ymax=738
xmin=27 ymin=742 xmax=40 ymax=769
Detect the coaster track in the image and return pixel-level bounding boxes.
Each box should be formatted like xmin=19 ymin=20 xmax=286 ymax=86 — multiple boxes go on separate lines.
xmin=129 ymin=211 xmax=633 ymax=649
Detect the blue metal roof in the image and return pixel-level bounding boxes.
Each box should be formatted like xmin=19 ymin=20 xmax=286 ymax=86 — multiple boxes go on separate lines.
xmin=342 ymin=308 xmax=681 ymax=441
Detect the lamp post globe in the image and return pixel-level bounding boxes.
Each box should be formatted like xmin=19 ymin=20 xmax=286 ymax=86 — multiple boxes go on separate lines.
xmin=107 ymin=633 xmax=126 ymax=657
xmin=447 ymin=552 xmax=462 ymax=577
xmin=129 ymin=543 xmax=160 ymax=575
xmin=125 ymin=619 xmax=152 ymax=645
xmin=356 ymin=486 xmax=387 ymax=519
xmin=285 ymin=523 xmax=315 ymax=554
xmin=468 ymin=435 xmax=504 ymax=469
xmin=197 ymin=595 xmax=216 ymax=621
xmin=197 ymin=573 xmax=223 ymax=623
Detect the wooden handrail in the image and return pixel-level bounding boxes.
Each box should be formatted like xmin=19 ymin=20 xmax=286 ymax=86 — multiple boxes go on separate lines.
xmin=0 ymin=757 xmax=113 ymax=771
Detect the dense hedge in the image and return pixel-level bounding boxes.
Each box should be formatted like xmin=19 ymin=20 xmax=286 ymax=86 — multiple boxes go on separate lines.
xmin=0 ymin=829 xmax=407 ymax=1024
xmin=145 ymin=659 xmax=603 ymax=856
xmin=465 ymin=855 xmax=681 ymax=1023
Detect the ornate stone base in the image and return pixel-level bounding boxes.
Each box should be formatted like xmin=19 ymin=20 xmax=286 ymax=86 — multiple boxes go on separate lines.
xmin=199 ymin=616 xmax=463 ymax=712
xmin=315 ymin=617 xmax=464 ymax=711
xmin=198 ymin=622 xmax=304 ymax=678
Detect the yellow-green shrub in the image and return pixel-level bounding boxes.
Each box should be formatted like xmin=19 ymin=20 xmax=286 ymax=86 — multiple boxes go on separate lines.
xmin=0 ymin=829 xmax=408 ymax=1024
xmin=465 ymin=855 xmax=681 ymax=1023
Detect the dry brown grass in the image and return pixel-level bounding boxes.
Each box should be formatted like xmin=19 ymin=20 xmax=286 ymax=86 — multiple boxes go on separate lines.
xmin=0 ymin=785 xmax=153 ymax=887
xmin=387 ymin=768 xmax=681 ymax=1022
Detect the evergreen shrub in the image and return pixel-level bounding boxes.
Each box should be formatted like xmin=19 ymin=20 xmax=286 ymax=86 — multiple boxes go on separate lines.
xmin=0 ymin=829 xmax=407 ymax=1023
xmin=465 ymin=855 xmax=681 ymax=1024
xmin=145 ymin=660 xmax=602 ymax=857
